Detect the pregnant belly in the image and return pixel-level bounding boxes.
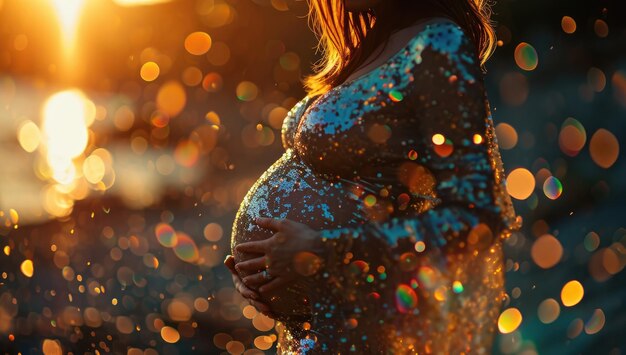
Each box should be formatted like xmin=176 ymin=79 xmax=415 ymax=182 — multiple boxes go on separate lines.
xmin=231 ymin=149 xmax=369 ymax=319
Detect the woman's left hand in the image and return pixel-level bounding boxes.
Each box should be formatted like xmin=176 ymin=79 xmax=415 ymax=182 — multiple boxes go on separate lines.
xmin=235 ymin=217 xmax=324 ymax=295
xmin=223 ymin=255 xmax=275 ymax=318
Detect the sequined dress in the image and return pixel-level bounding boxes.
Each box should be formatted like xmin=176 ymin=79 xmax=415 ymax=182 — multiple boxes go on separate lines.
xmin=231 ymin=18 xmax=521 ymax=354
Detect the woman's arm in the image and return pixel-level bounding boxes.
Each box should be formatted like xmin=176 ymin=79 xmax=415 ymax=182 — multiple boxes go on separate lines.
xmin=236 ymin=20 xmax=520 ymax=297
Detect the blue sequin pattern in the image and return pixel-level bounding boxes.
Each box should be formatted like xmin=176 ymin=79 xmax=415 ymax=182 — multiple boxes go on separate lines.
xmin=232 ymin=18 xmax=521 ymax=353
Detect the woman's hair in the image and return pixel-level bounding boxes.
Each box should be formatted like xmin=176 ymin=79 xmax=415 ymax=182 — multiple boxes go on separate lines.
xmin=303 ymin=0 xmax=497 ymax=96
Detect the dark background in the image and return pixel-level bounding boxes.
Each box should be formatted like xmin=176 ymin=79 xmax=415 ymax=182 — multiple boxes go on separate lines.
xmin=0 ymin=0 xmax=624 ymax=353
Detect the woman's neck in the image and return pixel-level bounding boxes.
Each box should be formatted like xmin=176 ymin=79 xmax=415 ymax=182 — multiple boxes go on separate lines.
xmin=371 ymin=2 xmax=441 ymax=30
xmin=340 ymin=16 xmax=448 ymax=85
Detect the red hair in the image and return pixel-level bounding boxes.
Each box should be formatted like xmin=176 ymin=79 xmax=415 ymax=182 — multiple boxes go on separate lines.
xmin=304 ymin=0 xmax=498 ymax=96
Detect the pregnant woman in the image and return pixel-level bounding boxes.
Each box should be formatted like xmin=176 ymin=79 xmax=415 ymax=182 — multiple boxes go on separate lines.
xmin=226 ymin=0 xmax=522 ymax=353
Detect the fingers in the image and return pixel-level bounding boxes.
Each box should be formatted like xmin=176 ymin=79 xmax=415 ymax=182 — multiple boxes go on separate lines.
xmin=232 ymin=273 xmax=261 ymax=300
xmin=248 ymin=299 xmax=275 ymax=318
xmin=242 ymin=272 xmax=272 ymax=288
xmin=235 ymin=239 xmax=270 ymax=253
xmin=254 ymin=217 xmax=287 ymax=231
xmin=259 ymin=276 xmax=291 ymax=294
xmin=235 ymin=257 xmax=268 ymax=273
xmin=227 ymin=255 xmax=262 ymax=300
xmin=233 ymin=272 xmax=275 ymax=318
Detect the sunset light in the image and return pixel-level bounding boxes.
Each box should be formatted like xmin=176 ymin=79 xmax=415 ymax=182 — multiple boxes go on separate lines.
xmin=41 ymin=89 xmax=94 ymax=185
xmin=50 ymin=0 xmax=86 ymax=57
xmin=0 ymin=1 xmax=622 ymax=353
xmin=113 ymin=0 xmax=175 ymax=6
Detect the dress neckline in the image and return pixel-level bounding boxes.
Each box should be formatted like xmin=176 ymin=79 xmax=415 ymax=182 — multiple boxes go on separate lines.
xmin=303 ymin=16 xmax=457 ymax=111
xmin=337 ymin=16 xmax=456 ymax=88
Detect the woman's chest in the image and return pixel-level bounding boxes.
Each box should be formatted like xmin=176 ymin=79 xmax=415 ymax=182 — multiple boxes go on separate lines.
xmin=292 ymin=81 xmax=417 ymax=180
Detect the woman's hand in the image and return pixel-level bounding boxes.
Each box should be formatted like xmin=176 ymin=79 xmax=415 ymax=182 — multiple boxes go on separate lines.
xmin=223 ymin=255 xmax=275 ymax=318
xmin=235 ymin=217 xmax=325 ymax=294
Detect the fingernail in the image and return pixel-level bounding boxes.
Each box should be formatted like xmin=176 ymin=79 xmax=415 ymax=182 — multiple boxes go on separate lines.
xmin=235 ymin=264 xmax=240 ymax=272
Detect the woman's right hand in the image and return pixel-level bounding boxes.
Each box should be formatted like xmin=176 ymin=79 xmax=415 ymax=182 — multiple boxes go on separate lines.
xmin=223 ymin=255 xmax=275 ymax=318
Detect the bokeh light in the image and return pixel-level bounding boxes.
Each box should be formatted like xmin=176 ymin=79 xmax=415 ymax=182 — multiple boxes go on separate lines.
xmin=594 ymin=19 xmax=609 ymax=38
xmin=585 ymin=309 xmax=605 ymax=335
xmin=156 ymin=81 xmax=187 ymax=117
xmin=174 ymin=140 xmax=200 ymax=167
xmin=498 ymin=308 xmax=522 ymax=334
xmin=561 ymin=280 xmax=584 ymax=307
xmin=82 ymin=154 xmax=105 ymax=184
xmin=173 ymin=232 xmax=200 ymax=263
xmin=160 ymin=326 xmax=180 ymax=343
xmin=561 ymin=16 xmax=576 ymax=34
xmin=558 ymin=117 xmax=586 ymax=157
xmin=202 ymin=72 xmax=223 ymax=92
xmin=537 ymin=298 xmax=560 ymax=324
xmin=236 ymin=81 xmax=259 ymax=101
xmin=531 ymin=234 xmax=563 ymax=268
xmin=293 ymin=251 xmax=322 ymax=276
xmin=140 ymin=61 xmax=160 ymax=82
xmin=589 ymin=128 xmax=619 ymax=168
xmin=514 ymin=42 xmax=538 ymax=71
xmin=495 ymin=123 xmax=518 ymax=150
xmin=207 ymin=42 xmax=231 ymax=66
xmin=17 ymin=120 xmax=41 ymax=153
xmin=395 ymin=284 xmax=418 ymax=313
xmin=42 ymin=339 xmax=63 ymax=355
xmin=543 ymin=176 xmax=563 ymax=200
xmin=588 ymin=67 xmax=606 ymax=92
xmin=20 ymin=259 xmax=34 ymax=277
xmin=41 ymin=89 xmax=94 ymax=185
xmin=506 ymin=168 xmax=535 ymax=200
xmin=155 ymin=223 xmax=177 ymax=247
xmin=0 ymin=1 xmax=622 ymax=354
xmin=185 ymin=31 xmax=212 ymax=55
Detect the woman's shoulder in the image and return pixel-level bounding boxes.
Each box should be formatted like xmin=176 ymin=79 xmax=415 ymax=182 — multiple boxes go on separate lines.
xmin=396 ymin=17 xmax=479 ymax=82
xmin=390 ymin=17 xmax=482 ymax=95
xmin=373 ymin=16 xmax=476 ymax=82
xmin=401 ymin=16 xmax=471 ymax=55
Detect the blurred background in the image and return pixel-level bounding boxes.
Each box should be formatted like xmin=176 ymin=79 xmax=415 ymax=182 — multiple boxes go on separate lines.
xmin=0 ymin=0 xmax=624 ymax=353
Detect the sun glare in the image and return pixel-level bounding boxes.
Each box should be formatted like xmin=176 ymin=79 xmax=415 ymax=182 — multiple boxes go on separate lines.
xmin=50 ymin=0 xmax=86 ymax=57
xmin=41 ymin=90 xmax=95 ymax=185
xmin=113 ymin=0 xmax=174 ymax=6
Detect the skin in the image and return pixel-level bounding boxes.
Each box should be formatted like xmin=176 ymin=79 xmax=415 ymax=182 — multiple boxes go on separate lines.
xmin=225 ymin=218 xmax=322 ymax=315
xmin=224 ymin=254 xmax=275 ymax=317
